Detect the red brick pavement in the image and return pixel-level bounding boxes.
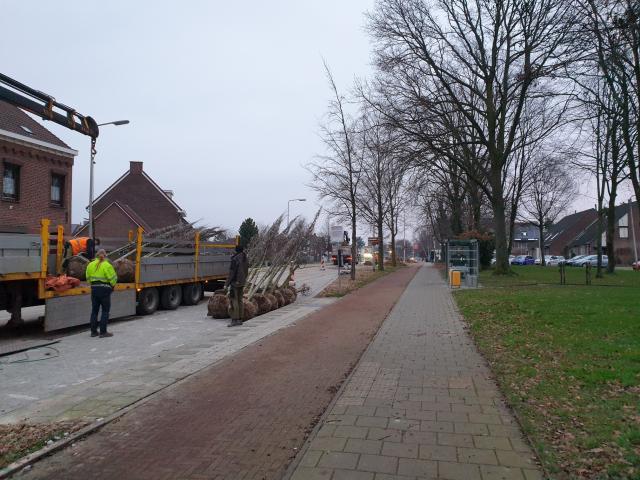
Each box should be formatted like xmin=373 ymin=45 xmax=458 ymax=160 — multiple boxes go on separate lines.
xmin=17 ymin=265 xmax=419 ymax=480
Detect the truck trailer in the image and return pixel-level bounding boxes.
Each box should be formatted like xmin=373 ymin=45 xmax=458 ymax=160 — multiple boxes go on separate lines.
xmin=0 ymin=219 xmax=234 ymax=331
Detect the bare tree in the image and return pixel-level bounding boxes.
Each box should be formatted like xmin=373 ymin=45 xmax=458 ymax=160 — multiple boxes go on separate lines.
xmin=307 ymin=62 xmax=361 ymax=280
xmin=366 ymin=0 xmax=579 ymax=273
xmin=384 ymin=148 xmax=409 ymax=266
xmin=521 ymin=155 xmax=576 ymax=266
xmin=357 ymin=108 xmax=391 ymax=270
xmin=584 ymin=0 xmax=639 ymax=220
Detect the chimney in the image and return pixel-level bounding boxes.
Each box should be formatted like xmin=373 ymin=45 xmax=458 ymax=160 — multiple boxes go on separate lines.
xmin=130 ymin=161 xmax=144 ymax=174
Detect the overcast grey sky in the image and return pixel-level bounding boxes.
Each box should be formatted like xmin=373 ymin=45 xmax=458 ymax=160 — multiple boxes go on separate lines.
xmin=4 ymin=1 xmax=631 ymax=237
xmin=2 ymin=1 xmax=375 ymax=233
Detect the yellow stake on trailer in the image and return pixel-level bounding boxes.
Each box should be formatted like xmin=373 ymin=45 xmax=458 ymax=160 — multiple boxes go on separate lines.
xmin=56 ymin=225 xmax=64 ymax=274
xmin=135 ymin=227 xmax=143 ymax=286
xmin=38 ymin=219 xmax=50 ymax=298
xmin=194 ymin=231 xmax=201 ymax=283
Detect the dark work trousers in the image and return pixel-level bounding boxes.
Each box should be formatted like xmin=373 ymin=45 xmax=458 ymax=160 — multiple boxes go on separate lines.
xmin=230 ymin=285 xmax=244 ymax=321
xmin=90 ymin=285 xmax=112 ymax=334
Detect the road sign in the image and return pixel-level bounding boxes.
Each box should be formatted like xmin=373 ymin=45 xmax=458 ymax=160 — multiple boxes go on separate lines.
xmin=368 ymin=237 xmax=380 ymax=246
xmin=330 ymin=226 xmax=344 ymax=243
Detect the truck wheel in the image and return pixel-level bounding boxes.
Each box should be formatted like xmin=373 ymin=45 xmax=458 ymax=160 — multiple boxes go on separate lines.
xmin=182 ymin=283 xmax=201 ymax=305
xmin=160 ymin=285 xmax=182 ymax=310
xmin=137 ymin=288 xmax=159 ymax=315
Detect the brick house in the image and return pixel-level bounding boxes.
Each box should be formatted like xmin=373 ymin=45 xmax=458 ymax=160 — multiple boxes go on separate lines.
xmin=543 ymin=208 xmax=598 ymax=257
xmin=511 ymin=223 xmax=540 ymax=256
xmin=567 ymin=202 xmax=640 ymax=264
xmin=75 ymin=161 xmax=186 ymax=238
xmin=0 ymin=100 xmax=77 ymax=233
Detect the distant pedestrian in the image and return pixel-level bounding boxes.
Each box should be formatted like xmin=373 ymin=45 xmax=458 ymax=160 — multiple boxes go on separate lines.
xmin=225 ymin=245 xmax=249 ymax=327
xmin=86 ymin=248 xmax=117 ymax=338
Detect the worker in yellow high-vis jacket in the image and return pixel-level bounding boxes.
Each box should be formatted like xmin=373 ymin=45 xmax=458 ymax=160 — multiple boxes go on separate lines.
xmin=85 ymin=249 xmax=117 ymax=338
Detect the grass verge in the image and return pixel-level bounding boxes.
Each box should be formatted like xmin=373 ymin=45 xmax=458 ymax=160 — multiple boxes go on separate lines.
xmin=319 ymin=264 xmax=404 ymax=297
xmin=455 ymin=266 xmax=640 ymax=479
xmin=0 ymin=421 xmax=88 ymax=469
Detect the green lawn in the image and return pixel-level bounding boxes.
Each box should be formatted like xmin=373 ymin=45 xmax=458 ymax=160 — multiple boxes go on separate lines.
xmin=455 ymin=267 xmax=640 ymax=479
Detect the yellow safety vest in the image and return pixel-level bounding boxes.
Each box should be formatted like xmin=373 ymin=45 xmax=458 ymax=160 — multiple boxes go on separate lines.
xmin=86 ymin=259 xmax=117 ymax=287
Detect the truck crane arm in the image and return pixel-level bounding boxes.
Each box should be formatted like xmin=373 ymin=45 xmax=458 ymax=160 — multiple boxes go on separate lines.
xmin=0 ymin=72 xmax=99 ymax=138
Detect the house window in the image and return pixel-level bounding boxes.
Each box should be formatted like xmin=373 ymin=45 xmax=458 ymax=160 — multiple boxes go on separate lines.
xmin=619 ymin=213 xmax=629 ymax=239
xmin=51 ymin=173 xmax=64 ymax=206
xmin=2 ymin=163 xmax=20 ymax=201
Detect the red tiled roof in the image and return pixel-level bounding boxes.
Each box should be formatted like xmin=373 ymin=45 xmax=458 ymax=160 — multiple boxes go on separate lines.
xmin=0 ymin=100 xmax=71 ymax=149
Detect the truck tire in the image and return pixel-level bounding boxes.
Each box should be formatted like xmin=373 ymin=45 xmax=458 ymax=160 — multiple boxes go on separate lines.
xmin=160 ymin=285 xmax=182 ymax=310
xmin=181 ymin=283 xmax=202 ymax=306
xmin=137 ymin=287 xmax=159 ymax=315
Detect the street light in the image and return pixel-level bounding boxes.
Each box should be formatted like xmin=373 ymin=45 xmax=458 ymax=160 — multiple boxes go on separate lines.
xmin=287 ymin=198 xmax=306 ymax=226
xmin=88 ymin=120 xmax=130 ymax=239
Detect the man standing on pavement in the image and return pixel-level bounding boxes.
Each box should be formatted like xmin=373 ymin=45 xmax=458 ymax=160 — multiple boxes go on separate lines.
xmin=225 ymin=245 xmax=249 ymax=327
xmin=86 ymin=248 xmax=117 ymax=338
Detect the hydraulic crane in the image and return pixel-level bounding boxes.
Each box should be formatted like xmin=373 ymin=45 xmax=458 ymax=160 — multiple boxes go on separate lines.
xmin=0 ymin=72 xmax=99 ymax=138
xmin=0 ymin=73 xmax=101 ymax=327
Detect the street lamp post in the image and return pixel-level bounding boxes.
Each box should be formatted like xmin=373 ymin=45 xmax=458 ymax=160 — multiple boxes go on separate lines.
xmin=287 ymin=198 xmax=306 ymax=226
xmin=88 ymin=120 xmax=130 ymax=239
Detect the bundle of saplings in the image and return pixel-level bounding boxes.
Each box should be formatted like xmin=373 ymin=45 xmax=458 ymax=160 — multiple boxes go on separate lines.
xmin=206 ymin=212 xmax=318 ymax=321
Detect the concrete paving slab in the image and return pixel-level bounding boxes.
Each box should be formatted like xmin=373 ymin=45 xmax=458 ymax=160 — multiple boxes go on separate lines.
xmin=288 ymin=265 xmax=543 ymax=479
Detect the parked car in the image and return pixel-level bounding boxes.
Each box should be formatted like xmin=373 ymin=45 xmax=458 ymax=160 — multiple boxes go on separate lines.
xmin=546 ymin=255 xmax=566 ymax=266
xmin=565 ymin=255 xmax=587 ymax=266
xmin=575 ymin=255 xmax=608 ymax=267
xmin=511 ymin=255 xmax=535 ymax=265
xmin=491 ymin=255 xmax=514 ymax=266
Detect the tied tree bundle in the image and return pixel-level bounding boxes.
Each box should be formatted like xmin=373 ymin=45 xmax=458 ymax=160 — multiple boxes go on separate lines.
xmin=208 ymin=293 xmax=230 ymax=318
xmin=114 ymin=259 xmax=135 ymax=283
xmin=246 ymin=210 xmax=320 ymax=301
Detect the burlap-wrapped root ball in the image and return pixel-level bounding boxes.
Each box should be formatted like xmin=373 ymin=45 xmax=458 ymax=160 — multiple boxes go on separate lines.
xmin=208 ymin=293 xmax=230 ymax=318
xmin=279 ymin=288 xmax=295 ymax=305
xmin=284 ymin=286 xmax=297 ymax=303
xmin=252 ymin=294 xmax=273 ymax=315
xmin=114 ymin=259 xmax=135 ymax=283
xmin=264 ymin=293 xmax=278 ymax=311
xmin=243 ymin=299 xmax=257 ymax=321
xmin=273 ymin=290 xmax=286 ymax=308
xmin=228 ymin=298 xmax=257 ymax=321
xmin=65 ymin=256 xmax=88 ymax=281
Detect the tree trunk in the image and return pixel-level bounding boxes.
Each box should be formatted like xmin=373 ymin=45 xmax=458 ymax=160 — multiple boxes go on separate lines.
xmin=351 ymin=209 xmax=357 ymax=280
xmin=377 ymin=218 xmax=384 ymax=271
xmin=492 ymin=200 xmax=510 ymax=274
xmin=538 ymin=219 xmax=545 ymax=266
xmin=391 ymin=229 xmax=397 ymax=267
xmin=606 ymin=198 xmax=616 ymax=274
xmin=596 ymin=205 xmax=604 ymax=278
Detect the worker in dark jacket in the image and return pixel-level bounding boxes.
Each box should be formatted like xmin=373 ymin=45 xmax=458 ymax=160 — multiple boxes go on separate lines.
xmin=225 ymin=245 xmax=249 ymax=327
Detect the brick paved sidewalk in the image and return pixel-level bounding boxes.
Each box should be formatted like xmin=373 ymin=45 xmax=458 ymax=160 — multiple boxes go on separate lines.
xmin=289 ymin=265 xmax=543 ymax=480
xmin=14 ymin=266 xmax=419 ymax=480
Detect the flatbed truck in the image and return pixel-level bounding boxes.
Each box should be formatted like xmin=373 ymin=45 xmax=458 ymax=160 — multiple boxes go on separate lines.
xmin=0 ymin=219 xmax=234 ymax=331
